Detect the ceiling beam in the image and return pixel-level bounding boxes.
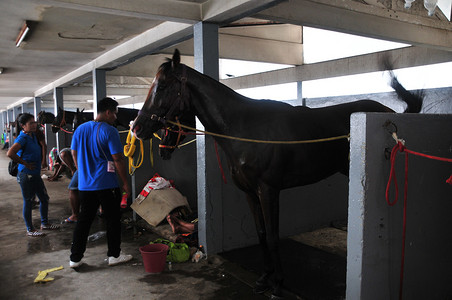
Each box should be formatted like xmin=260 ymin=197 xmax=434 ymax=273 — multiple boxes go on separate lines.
xmin=222 ymin=46 xmax=452 ymax=90
xmin=202 ymin=0 xmax=285 ymax=24
xmin=256 ymin=0 xmax=452 ymax=51
xmin=164 ymin=33 xmax=302 ymax=65
xmin=41 ymin=0 xmax=201 ymax=23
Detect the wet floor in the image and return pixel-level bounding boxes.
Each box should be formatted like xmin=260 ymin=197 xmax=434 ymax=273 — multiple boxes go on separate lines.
xmin=0 ymin=149 xmax=272 ymax=300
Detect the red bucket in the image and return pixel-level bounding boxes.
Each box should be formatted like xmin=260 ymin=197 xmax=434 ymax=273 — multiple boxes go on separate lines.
xmin=139 ymin=244 xmax=169 ymax=273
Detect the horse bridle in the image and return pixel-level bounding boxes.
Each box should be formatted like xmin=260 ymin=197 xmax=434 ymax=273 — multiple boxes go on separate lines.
xmin=138 ymin=64 xmax=189 ymax=127
xmin=158 ymin=117 xmax=185 ymax=150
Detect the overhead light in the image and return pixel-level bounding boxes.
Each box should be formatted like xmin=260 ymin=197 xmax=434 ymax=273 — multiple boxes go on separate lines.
xmin=15 ymin=21 xmax=30 ymax=47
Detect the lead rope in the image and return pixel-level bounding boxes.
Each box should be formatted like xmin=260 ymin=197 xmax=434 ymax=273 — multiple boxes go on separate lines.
xmin=124 ymin=127 xmax=144 ymax=175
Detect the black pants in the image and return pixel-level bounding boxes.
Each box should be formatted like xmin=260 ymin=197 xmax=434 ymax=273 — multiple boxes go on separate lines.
xmin=70 ymin=188 xmax=122 ymax=262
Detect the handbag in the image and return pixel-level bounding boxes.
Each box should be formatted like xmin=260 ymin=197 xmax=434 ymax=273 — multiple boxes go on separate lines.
xmin=150 ymin=238 xmax=190 ymax=263
xmin=8 ymin=135 xmax=29 ymax=177
xmin=8 ymin=160 xmax=18 ymax=177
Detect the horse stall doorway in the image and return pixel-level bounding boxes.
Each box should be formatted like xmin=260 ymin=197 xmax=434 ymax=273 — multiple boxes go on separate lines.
xmin=219 ymin=173 xmax=349 ymax=299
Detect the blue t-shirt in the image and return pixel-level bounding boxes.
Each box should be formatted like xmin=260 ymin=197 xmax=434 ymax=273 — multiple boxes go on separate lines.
xmin=15 ymin=131 xmax=41 ymax=175
xmin=71 ymin=121 xmax=123 ymax=191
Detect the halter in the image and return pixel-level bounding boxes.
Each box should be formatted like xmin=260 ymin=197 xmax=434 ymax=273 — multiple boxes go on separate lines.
xmin=138 ymin=64 xmax=189 ymax=127
xmin=158 ymin=117 xmax=184 ymax=150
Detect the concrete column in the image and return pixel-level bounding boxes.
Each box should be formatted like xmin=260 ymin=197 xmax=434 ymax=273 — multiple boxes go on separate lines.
xmin=297 ymin=81 xmax=306 ymax=106
xmin=54 ymin=87 xmax=64 ymax=150
xmin=20 ymin=103 xmax=29 ymax=113
xmin=347 ymin=113 xmax=452 ymax=299
xmin=93 ymin=69 xmax=106 ymax=118
xmin=14 ymin=106 xmax=22 ymax=118
xmin=12 ymin=107 xmax=21 ymax=143
xmin=34 ymin=97 xmax=42 ymax=118
xmin=193 ymin=22 xmax=222 ymax=254
xmin=0 ymin=112 xmax=3 ymax=141
xmin=7 ymin=109 xmax=12 ymax=126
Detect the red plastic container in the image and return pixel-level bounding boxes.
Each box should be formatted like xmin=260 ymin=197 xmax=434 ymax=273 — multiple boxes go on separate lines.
xmin=139 ymin=244 xmax=169 ymax=273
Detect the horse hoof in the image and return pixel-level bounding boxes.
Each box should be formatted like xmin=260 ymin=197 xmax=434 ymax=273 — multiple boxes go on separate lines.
xmin=270 ymin=294 xmax=284 ymax=300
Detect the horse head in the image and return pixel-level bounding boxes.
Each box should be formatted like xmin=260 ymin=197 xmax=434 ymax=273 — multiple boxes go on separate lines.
xmin=52 ymin=107 xmax=65 ymax=133
xmin=73 ymin=108 xmax=88 ymax=130
xmin=37 ymin=111 xmax=55 ymax=126
xmin=132 ymin=49 xmax=190 ymax=140
xmin=158 ymin=111 xmax=196 ymax=160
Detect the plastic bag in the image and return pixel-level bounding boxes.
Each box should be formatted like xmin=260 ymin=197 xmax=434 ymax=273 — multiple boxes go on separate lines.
xmin=150 ymin=238 xmax=190 ymax=263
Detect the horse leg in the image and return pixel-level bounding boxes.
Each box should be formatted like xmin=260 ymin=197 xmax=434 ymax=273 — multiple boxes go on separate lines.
xmin=246 ymin=193 xmax=274 ymax=294
xmin=258 ymin=184 xmax=284 ymax=299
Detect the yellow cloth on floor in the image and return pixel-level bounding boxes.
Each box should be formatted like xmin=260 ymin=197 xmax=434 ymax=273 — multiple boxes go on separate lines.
xmin=34 ymin=266 xmax=63 ymax=283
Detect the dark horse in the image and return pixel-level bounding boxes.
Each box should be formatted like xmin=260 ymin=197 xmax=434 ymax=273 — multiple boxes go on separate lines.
xmin=115 ymin=107 xmax=139 ymax=130
xmin=52 ymin=107 xmax=93 ymax=133
xmin=132 ymin=50 xmax=423 ymax=299
xmin=37 ymin=111 xmax=55 ymax=126
xmin=72 ymin=107 xmax=139 ymax=131
xmin=53 ymin=106 xmax=139 ymax=133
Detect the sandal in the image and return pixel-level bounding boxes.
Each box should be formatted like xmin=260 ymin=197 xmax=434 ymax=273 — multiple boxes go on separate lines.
xmin=41 ymin=223 xmax=60 ymax=230
xmin=64 ymin=217 xmax=77 ymax=223
xmin=27 ymin=230 xmax=46 ymax=237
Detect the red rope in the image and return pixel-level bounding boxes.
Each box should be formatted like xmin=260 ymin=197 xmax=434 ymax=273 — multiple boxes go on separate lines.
xmin=59 ymin=127 xmax=74 ymax=134
xmin=385 ymin=142 xmax=408 ymax=300
xmin=386 ymin=141 xmax=452 ymax=300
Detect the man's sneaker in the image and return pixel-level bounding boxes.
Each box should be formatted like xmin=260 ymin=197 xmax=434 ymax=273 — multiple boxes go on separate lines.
xmin=69 ymin=260 xmax=83 ymax=268
xmin=108 ymin=253 xmax=133 ymax=266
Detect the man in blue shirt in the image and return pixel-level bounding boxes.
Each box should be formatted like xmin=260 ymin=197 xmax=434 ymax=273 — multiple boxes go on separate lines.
xmin=69 ymin=97 xmax=132 ymax=268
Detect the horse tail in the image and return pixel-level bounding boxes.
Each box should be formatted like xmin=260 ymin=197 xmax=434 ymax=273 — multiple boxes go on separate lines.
xmin=382 ymin=56 xmax=424 ymax=113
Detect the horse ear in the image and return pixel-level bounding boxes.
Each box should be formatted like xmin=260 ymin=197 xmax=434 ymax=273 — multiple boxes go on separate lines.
xmin=81 ymin=108 xmax=85 ymax=113
xmin=76 ymin=108 xmax=80 ymax=113
xmin=172 ymin=49 xmax=181 ymax=68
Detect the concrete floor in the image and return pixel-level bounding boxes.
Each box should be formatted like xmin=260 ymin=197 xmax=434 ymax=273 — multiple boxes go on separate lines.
xmin=0 ymin=148 xmax=273 ymax=300
xmin=0 ymin=146 xmax=349 ymax=300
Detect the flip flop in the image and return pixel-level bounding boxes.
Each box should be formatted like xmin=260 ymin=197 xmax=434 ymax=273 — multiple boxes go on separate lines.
xmin=64 ymin=217 xmax=77 ymax=223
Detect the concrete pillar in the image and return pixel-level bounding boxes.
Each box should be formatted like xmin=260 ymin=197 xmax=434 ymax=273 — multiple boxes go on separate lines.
xmin=93 ymin=69 xmax=106 ymax=118
xmin=7 ymin=109 xmax=12 ymax=126
xmin=34 ymin=97 xmax=42 ymax=118
xmin=21 ymin=103 xmax=27 ymax=115
xmin=297 ymin=81 xmax=306 ymax=106
xmin=14 ymin=106 xmax=22 ymax=118
xmin=0 ymin=112 xmax=3 ymax=141
xmin=193 ymin=22 xmax=222 ymax=254
xmin=347 ymin=113 xmax=452 ymax=299
xmin=12 ymin=107 xmax=21 ymax=143
xmin=54 ymin=87 xmax=64 ymax=150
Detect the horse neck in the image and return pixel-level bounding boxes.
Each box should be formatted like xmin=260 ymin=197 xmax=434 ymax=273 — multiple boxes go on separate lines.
xmin=186 ymin=68 xmax=243 ymax=135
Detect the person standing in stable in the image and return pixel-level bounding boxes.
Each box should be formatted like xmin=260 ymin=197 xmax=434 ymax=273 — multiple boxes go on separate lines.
xmin=7 ymin=113 xmax=59 ymax=237
xmin=69 ymin=97 xmax=132 ymax=268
